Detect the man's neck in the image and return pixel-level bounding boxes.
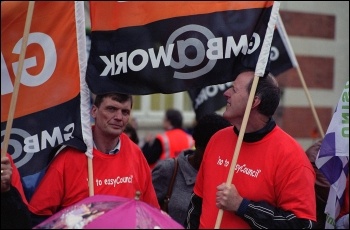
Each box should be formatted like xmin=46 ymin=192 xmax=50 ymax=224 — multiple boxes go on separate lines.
xmin=93 ymin=129 xmax=120 ymax=153
xmin=233 ymin=117 xmax=276 ymax=143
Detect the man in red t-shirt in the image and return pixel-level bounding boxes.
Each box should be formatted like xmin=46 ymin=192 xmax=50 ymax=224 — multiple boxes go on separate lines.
xmin=185 ymin=70 xmax=317 ymax=229
xmin=29 ymin=93 xmax=159 ymax=226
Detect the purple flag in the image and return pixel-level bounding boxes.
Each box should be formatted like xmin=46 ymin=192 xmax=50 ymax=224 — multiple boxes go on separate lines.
xmin=315 ymin=81 xmax=349 ymax=228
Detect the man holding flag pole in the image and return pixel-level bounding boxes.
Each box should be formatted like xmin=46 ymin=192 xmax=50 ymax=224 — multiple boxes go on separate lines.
xmin=185 ymin=1 xmax=317 ymax=228
xmin=185 ymin=69 xmax=317 ymax=229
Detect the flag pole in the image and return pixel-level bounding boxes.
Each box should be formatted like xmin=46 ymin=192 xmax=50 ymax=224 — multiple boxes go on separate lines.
xmin=296 ymin=66 xmax=325 ymax=138
xmin=214 ymin=1 xmax=280 ymax=228
xmin=88 ymin=158 xmax=94 ymax=196
xmin=74 ymin=1 xmax=94 ymax=196
xmin=1 ymin=1 xmax=35 ymax=158
xmin=276 ymin=14 xmax=325 ymax=138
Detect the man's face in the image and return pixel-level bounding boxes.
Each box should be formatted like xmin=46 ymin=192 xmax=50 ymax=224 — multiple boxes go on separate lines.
xmin=92 ymin=97 xmax=131 ymax=137
xmin=222 ymin=71 xmax=254 ymax=124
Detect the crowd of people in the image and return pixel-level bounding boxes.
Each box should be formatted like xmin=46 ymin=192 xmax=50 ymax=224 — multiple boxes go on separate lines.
xmin=2 ymin=69 xmax=349 ymax=229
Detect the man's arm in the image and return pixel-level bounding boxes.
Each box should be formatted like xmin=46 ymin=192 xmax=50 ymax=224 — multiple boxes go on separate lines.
xmin=237 ymin=199 xmax=315 ymax=229
xmin=216 ymin=183 xmax=316 ymax=229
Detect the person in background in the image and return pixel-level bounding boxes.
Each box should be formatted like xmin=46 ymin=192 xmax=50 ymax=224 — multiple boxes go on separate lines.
xmin=1 ymin=153 xmax=32 ymax=228
xmin=124 ymin=123 xmax=139 ymax=145
xmin=29 ymin=93 xmax=159 ymax=226
xmin=305 ymin=138 xmax=330 ymax=229
xmin=152 ymin=113 xmax=231 ymax=226
xmin=142 ymin=109 xmax=194 ymax=169
xmin=185 ymin=70 xmax=317 ymax=229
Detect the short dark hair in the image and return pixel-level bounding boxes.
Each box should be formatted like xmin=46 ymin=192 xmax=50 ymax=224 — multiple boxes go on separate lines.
xmin=165 ymin=109 xmax=183 ymax=129
xmin=192 ymin=113 xmax=231 ymax=151
xmin=94 ymin=93 xmax=133 ymax=108
xmin=247 ymin=72 xmax=280 ymax=117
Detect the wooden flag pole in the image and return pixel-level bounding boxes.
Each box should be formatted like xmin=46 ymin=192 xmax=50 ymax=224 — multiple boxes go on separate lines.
xmin=296 ymin=66 xmax=325 ymax=138
xmin=276 ymin=13 xmax=325 ymax=138
xmin=1 ymin=1 xmax=35 ymax=158
xmin=88 ymin=157 xmax=94 ymax=196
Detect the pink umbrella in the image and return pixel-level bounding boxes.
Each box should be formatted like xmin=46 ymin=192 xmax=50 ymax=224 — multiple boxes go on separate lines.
xmin=34 ymin=192 xmax=184 ymax=229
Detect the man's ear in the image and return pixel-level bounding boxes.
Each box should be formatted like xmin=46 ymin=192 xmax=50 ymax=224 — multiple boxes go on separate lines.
xmin=91 ymin=105 xmax=97 ymax=118
xmin=251 ymin=96 xmax=261 ymax=109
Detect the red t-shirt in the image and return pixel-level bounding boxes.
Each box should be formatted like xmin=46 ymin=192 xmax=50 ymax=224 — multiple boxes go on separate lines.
xmin=194 ymin=126 xmax=317 ymax=228
xmin=29 ymin=133 xmax=159 ymax=215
